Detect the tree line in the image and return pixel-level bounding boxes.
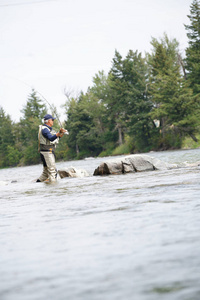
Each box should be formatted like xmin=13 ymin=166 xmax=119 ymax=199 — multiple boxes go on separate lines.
xmin=0 ymin=0 xmax=200 ymax=168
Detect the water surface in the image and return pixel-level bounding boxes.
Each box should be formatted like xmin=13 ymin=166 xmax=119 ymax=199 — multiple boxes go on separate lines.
xmin=1 ymin=149 xmax=200 ymax=300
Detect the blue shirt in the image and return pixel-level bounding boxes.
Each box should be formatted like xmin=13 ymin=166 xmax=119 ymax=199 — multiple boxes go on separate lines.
xmin=42 ymin=125 xmax=57 ymax=142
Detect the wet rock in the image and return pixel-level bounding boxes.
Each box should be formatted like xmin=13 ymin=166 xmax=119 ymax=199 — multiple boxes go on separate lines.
xmin=58 ymin=167 xmax=90 ymax=178
xmin=123 ymin=156 xmax=154 ymax=172
xmin=93 ymin=154 xmax=178 ymax=176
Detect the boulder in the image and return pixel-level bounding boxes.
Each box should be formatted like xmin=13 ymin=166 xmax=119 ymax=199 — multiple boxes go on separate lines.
xmin=123 ymin=155 xmax=154 ymax=172
xmin=58 ymin=167 xmax=90 ymax=178
xmin=93 ymin=154 xmax=178 ymax=176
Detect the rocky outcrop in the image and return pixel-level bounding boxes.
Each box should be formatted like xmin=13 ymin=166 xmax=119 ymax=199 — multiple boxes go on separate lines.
xmin=58 ymin=167 xmax=90 ymax=178
xmin=93 ymin=154 xmax=178 ymax=176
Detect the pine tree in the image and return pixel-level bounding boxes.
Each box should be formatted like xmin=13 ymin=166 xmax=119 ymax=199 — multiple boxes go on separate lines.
xmin=123 ymin=50 xmax=153 ymax=151
xmin=84 ymin=71 xmax=117 ymax=151
xmin=0 ymin=107 xmax=17 ymax=167
xmin=107 ymin=50 xmax=127 ymax=145
xmin=21 ymin=89 xmax=47 ymax=120
xmin=108 ymin=50 xmax=152 ymax=151
xmin=19 ymin=89 xmax=47 ymax=165
xmin=64 ymin=92 xmax=104 ymax=159
xmin=185 ymin=0 xmax=200 ymax=94
xmin=148 ymin=33 xmax=200 ymax=146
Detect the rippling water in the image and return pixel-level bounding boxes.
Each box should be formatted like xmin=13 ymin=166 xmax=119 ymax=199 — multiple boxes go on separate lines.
xmin=1 ymin=149 xmax=200 ymax=300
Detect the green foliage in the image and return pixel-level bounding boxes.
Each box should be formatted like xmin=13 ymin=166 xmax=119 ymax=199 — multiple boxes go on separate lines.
xmin=185 ymin=0 xmax=200 ymax=94
xmin=7 ymin=146 xmax=22 ymax=166
xmin=156 ymin=130 xmax=182 ymax=150
xmin=147 ymin=33 xmax=200 ymax=148
xmin=98 ymin=143 xmax=115 ymax=157
xmin=182 ymin=133 xmax=200 ymax=149
xmin=23 ymin=143 xmax=40 ymax=165
xmin=0 ymin=107 xmax=15 ymax=167
xmin=107 ymin=50 xmax=154 ymax=151
xmin=21 ymin=89 xmax=47 ymax=120
xmin=111 ymin=143 xmax=130 ymax=156
xmin=63 ymin=72 xmax=118 ymax=159
xmin=64 ymin=93 xmax=103 ymax=159
xmin=17 ymin=89 xmax=47 ymax=165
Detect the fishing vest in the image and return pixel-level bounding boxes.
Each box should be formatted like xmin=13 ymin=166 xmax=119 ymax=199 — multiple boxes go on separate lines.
xmin=38 ymin=125 xmax=59 ymax=152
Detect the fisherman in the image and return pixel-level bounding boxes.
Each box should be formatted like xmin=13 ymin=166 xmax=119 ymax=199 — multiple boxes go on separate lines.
xmin=36 ymin=114 xmax=67 ymax=183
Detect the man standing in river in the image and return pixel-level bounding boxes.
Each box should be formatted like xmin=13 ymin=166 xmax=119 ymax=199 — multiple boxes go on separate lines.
xmin=36 ymin=114 xmax=67 ymax=183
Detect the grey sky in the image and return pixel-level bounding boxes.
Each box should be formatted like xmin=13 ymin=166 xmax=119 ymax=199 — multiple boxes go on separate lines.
xmin=0 ymin=0 xmax=192 ymax=121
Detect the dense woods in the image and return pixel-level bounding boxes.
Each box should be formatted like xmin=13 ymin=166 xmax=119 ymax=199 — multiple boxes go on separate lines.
xmin=1 ymin=0 xmax=200 ymax=168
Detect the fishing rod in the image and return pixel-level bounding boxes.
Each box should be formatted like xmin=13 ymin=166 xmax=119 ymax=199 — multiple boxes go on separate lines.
xmin=10 ymin=77 xmax=69 ymax=135
xmin=35 ymin=89 xmax=69 ymax=135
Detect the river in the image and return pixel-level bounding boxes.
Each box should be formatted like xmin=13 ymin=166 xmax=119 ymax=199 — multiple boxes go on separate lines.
xmin=1 ymin=149 xmax=200 ymax=300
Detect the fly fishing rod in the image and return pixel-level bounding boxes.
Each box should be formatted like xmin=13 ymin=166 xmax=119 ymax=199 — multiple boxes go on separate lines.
xmin=11 ymin=77 xmax=69 ymax=135
xmin=35 ymin=89 xmax=69 ymax=135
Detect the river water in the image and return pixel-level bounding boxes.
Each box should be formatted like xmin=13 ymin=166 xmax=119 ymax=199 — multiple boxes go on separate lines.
xmin=1 ymin=149 xmax=200 ymax=300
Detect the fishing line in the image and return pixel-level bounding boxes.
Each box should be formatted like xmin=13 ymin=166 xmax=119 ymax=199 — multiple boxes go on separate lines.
xmin=6 ymin=76 xmax=69 ymax=134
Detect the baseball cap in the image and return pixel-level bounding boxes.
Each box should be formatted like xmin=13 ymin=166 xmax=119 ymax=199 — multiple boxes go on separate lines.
xmin=44 ymin=114 xmax=56 ymax=121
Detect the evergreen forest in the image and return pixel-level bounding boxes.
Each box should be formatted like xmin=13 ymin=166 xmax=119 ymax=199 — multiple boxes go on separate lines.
xmin=1 ymin=0 xmax=200 ymax=168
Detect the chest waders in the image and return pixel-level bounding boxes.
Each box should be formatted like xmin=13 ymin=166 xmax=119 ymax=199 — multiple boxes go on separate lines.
xmin=38 ymin=125 xmax=59 ymax=182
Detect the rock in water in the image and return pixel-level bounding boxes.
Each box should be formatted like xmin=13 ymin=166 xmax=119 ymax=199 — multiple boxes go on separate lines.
xmin=123 ymin=156 xmax=154 ymax=172
xmin=58 ymin=167 xmax=90 ymax=178
xmin=93 ymin=154 xmax=178 ymax=176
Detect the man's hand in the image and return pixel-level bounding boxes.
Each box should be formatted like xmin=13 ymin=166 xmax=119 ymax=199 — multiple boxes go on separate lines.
xmin=56 ymin=128 xmax=69 ymax=138
xmin=60 ymin=128 xmax=69 ymax=135
xmin=59 ymin=128 xmax=66 ymax=133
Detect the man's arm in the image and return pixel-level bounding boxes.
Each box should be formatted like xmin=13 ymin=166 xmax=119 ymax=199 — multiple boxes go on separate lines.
xmin=42 ymin=128 xmax=59 ymax=141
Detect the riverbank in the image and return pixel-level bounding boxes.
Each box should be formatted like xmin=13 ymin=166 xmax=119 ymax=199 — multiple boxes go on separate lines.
xmin=98 ymin=135 xmax=200 ymax=158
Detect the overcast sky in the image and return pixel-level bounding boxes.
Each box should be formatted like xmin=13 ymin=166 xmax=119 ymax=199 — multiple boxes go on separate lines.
xmin=0 ymin=0 xmax=192 ymax=122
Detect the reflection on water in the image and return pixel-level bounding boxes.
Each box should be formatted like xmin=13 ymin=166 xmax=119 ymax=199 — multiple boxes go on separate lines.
xmin=0 ymin=149 xmax=200 ymax=300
